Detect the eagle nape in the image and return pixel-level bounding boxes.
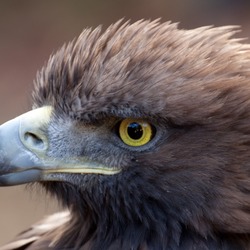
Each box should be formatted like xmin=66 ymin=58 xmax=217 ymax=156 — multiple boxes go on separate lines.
xmin=1 ymin=19 xmax=250 ymax=250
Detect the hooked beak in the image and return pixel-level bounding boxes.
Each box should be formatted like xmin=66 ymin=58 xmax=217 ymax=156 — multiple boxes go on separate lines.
xmin=0 ymin=106 xmax=120 ymax=186
xmin=0 ymin=107 xmax=52 ymax=186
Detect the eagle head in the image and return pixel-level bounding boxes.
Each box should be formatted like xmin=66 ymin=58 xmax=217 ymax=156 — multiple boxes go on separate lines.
xmin=0 ymin=20 xmax=250 ymax=249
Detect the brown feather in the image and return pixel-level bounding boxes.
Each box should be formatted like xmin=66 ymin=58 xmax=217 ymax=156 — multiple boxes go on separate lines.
xmin=0 ymin=211 xmax=70 ymax=250
xmin=2 ymin=19 xmax=250 ymax=249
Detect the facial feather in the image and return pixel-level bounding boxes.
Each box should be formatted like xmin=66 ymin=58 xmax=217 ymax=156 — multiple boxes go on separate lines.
xmin=1 ymin=20 xmax=250 ymax=249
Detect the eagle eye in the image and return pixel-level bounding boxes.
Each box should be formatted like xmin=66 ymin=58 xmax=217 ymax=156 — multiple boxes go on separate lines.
xmin=118 ymin=118 xmax=154 ymax=147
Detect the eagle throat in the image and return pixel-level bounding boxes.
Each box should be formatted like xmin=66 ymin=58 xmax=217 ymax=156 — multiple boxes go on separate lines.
xmin=41 ymin=172 xmax=184 ymax=249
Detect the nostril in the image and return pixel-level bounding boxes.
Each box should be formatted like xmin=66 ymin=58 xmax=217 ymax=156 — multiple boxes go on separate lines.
xmin=24 ymin=132 xmax=45 ymax=150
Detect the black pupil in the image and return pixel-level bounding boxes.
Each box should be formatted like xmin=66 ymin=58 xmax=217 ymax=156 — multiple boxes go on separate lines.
xmin=127 ymin=122 xmax=143 ymax=140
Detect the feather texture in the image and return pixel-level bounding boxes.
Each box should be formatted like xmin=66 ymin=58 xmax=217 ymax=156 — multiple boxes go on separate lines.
xmin=1 ymin=20 xmax=250 ymax=249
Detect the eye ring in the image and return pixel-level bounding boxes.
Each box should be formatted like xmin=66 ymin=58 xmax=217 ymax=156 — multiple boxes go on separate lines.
xmin=119 ymin=118 xmax=154 ymax=147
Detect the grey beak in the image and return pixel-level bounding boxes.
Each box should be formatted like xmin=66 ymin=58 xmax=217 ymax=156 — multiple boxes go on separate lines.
xmin=0 ymin=106 xmax=120 ymax=186
xmin=0 ymin=107 xmax=52 ymax=186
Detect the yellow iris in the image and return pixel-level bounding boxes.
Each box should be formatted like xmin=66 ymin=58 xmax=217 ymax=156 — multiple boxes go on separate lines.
xmin=119 ymin=118 xmax=153 ymax=147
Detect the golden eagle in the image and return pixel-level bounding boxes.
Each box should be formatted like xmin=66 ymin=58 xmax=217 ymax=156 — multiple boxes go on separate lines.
xmin=0 ymin=20 xmax=250 ymax=249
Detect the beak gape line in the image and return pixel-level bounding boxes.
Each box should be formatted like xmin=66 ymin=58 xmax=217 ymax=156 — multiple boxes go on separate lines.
xmin=0 ymin=106 xmax=120 ymax=186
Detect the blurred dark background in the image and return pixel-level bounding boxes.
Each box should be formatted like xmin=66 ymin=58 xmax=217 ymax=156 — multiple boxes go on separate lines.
xmin=0 ymin=0 xmax=250 ymax=245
